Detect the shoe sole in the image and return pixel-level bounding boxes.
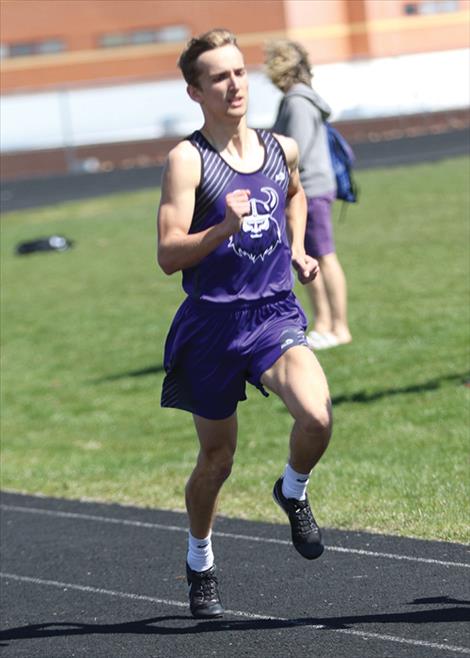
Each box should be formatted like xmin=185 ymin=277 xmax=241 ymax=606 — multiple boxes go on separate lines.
xmin=190 ymin=608 xmax=224 ymax=619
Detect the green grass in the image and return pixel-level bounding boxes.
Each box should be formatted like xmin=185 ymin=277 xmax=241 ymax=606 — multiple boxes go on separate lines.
xmin=1 ymin=157 xmax=469 ymax=542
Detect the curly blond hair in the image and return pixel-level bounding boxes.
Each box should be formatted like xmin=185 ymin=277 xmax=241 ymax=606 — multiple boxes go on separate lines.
xmin=264 ymin=40 xmax=313 ymax=92
xmin=178 ymin=28 xmax=239 ymax=87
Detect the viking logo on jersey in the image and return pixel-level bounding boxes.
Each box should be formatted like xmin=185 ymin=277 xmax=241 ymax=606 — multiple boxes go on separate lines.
xmin=229 ymin=187 xmax=281 ymax=263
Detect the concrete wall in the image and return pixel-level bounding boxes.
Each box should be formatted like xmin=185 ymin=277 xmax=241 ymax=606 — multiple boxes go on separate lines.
xmin=1 ymin=49 xmax=469 ymax=153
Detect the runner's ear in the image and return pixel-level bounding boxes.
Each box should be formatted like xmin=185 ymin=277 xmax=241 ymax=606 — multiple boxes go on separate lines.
xmin=187 ymin=84 xmax=203 ymax=105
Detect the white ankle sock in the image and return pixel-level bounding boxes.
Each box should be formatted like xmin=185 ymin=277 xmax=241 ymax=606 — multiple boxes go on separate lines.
xmin=187 ymin=531 xmax=214 ymax=572
xmin=282 ymin=463 xmax=310 ymax=501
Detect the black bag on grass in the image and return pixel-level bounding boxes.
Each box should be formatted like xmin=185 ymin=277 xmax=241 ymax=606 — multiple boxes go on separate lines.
xmin=15 ymin=236 xmax=74 ymax=255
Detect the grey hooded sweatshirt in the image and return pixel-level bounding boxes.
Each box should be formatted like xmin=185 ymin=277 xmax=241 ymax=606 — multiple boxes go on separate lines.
xmin=272 ymin=83 xmax=336 ymax=198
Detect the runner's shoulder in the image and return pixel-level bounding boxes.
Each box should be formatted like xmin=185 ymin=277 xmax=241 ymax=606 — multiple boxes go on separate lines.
xmin=167 ymin=138 xmax=201 ymax=167
xmin=272 ymin=132 xmax=298 ymax=165
xmin=165 ymin=139 xmax=201 ymax=187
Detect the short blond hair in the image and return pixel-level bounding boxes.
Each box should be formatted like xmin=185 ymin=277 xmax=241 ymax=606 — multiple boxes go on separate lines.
xmin=264 ymin=40 xmax=312 ymax=92
xmin=178 ymin=28 xmax=239 ymax=87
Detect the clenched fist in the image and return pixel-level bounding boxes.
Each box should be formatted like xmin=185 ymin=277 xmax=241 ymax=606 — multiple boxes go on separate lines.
xmin=223 ymin=189 xmax=251 ymax=235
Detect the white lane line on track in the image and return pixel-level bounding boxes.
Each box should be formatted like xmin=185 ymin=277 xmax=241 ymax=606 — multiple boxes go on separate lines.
xmin=2 ymin=572 xmax=470 ymax=655
xmin=2 ymin=504 xmax=469 ymax=569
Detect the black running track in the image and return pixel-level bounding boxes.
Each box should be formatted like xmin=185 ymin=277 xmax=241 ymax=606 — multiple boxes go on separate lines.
xmin=1 ymin=492 xmax=469 ymax=658
xmin=1 ymin=127 xmax=469 ymax=213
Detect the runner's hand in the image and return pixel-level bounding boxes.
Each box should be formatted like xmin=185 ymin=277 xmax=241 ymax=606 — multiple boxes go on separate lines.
xmin=292 ymin=253 xmax=319 ymax=284
xmin=223 ymin=189 xmax=251 ymax=235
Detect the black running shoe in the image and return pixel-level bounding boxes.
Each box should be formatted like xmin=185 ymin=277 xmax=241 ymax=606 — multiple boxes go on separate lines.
xmin=273 ymin=477 xmax=324 ymax=560
xmin=186 ymin=563 xmax=224 ymax=619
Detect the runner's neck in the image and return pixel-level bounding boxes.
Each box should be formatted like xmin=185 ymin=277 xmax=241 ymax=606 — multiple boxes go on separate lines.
xmin=201 ymin=124 xmax=264 ymax=172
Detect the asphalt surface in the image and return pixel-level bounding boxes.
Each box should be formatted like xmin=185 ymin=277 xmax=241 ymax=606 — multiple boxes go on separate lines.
xmin=1 ymin=127 xmax=469 ymax=213
xmin=1 ymin=492 xmax=469 ymax=658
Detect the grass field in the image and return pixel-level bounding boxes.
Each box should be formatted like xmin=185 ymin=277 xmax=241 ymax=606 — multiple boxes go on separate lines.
xmin=1 ymin=157 xmax=469 ymax=543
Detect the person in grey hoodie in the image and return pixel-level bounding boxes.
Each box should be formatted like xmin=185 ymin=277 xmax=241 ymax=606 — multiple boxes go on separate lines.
xmin=265 ymin=40 xmax=352 ymax=349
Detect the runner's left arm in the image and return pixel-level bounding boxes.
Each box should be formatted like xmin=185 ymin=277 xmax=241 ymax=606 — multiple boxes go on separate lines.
xmin=274 ymin=134 xmax=319 ymax=284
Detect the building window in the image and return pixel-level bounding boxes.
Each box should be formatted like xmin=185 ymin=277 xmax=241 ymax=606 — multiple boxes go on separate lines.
xmin=8 ymin=42 xmax=36 ymax=57
xmin=404 ymin=0 xmax=459 ymax=14
xmin=98 ymin=25 xmax=189 ymax=49
xmin=38 ymin=39 xmax=65 ymax=54
xmin=130 ymin=30 xmax=159 ymax=45
xmin=420 ymin=0 xmax=459 ymax=12
xmin=154 ymin=26 xmax=189 ymax=43
xmin=99 ymin=33 xmax=128 ymax=48
xmin=5 ymin=38 xmax=66 ymax=58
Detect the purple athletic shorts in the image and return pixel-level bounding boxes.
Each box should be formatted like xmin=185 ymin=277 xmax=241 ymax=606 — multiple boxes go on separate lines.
xmin=161 ymin=291 xmax=308 ymax=420
xmin=304 ymin=192 xmax=336 ymax=259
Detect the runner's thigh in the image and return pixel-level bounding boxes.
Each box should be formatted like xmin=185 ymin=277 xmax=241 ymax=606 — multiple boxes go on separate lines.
xmin=260 ymin=346 xmax=331 ymax=422
xmin=193 ymin=413 xmax=238 ymax=458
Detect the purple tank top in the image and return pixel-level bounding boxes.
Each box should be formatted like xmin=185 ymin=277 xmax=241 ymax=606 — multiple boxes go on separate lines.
xmin=183 ymin=129 xmax=294 ymax=303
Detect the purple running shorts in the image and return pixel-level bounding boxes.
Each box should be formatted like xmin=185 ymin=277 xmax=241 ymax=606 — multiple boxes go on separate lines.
xmin=304 ymin=191 xmax=336 ymax=259
xmin=161 ymin=291 xmax=308 ymax=420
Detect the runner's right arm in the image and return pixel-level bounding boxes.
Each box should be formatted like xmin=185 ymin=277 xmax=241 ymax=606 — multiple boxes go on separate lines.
xmin=157 ymin=141 xmax=250 ymax=275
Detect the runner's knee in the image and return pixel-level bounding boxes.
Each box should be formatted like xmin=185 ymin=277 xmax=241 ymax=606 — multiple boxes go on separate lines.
xmin=296 ymin=404 xmax=332 ymax=444
xmin=198 ymin=446 xmax=234 ymax=484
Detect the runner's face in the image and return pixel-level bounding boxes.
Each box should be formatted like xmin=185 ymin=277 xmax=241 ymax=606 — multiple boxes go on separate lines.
xmin=190 ymin=44 xmax=248 ymax=118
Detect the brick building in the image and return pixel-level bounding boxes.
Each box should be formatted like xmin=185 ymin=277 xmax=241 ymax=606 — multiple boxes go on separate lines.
xmin=2 ymin=0 xmax=469 ymax=93
xmin=1 ymin=0 xmax=469 ymax=179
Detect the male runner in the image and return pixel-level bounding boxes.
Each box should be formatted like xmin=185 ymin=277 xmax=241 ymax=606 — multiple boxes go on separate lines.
xmin=157 ymin=29 xmax=332 ymax=619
